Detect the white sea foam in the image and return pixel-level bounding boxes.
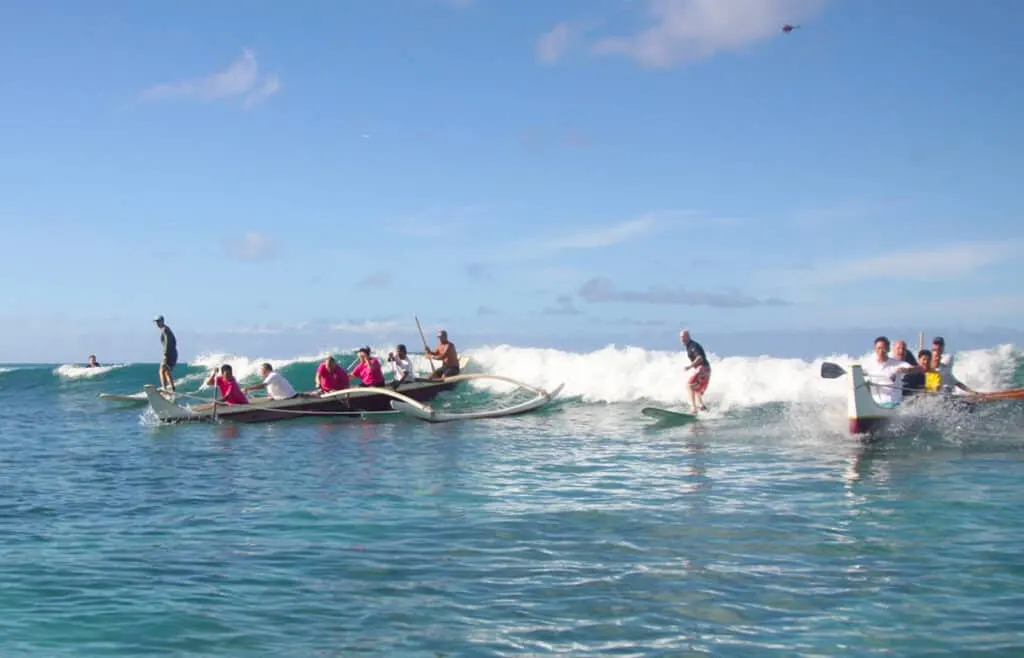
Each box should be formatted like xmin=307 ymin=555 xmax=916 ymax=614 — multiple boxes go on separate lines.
xmin=186 ymin=343 xmax=1019 ymax=408
xmin=54 ymin=363 xmax=128 ymax=379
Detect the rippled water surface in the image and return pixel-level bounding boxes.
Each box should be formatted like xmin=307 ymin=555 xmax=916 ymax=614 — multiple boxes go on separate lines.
xmin=3 ymin=382 xmax=1024 ymax=656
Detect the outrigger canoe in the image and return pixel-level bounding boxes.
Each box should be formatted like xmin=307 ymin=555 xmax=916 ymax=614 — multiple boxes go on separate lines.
xmin=143 ymin=373 xmax=563 ymax=424
xmin=821 ymin=361 xmax=1024 ymax=438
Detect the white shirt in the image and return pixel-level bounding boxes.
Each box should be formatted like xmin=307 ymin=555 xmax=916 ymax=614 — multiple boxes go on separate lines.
xmin=862 ymin=357 xmax=911 ymax=405
xmin=935 ymin=361 xmax=963 ymax=391
xmin=264 ymin=371 xmax=297 ymax=399
xmin=391 ymin=357 xmax=415 ymax=384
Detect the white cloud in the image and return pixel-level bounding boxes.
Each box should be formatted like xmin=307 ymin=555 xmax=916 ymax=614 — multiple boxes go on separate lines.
xmin=537 ymin=23 xmax=575 ymax=64
xmin=329 ymin=320 xmax=403 ymax=333
xmin=769 ymin=240 xmax=1017 ymax=288
xmin=223 ymin=232 xmax=277 ymax=261
xmin=139 ymin=48 xmax=281 ymax=108
xmin=544 ymin=0 xmax=823 ymax=68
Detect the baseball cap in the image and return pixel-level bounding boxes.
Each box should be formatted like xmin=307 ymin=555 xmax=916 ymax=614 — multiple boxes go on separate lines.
xmin=154 ymin=315 xmax=164 ymax=322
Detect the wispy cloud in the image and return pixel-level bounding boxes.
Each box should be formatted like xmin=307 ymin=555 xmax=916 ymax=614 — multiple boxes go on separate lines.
xmin=768 ymin=240 xmax=1017 ymax=288
xmin=537 ymin=22 xmax=576 ymax=64
xmin=139 ymin=48 xmax=281 ymax=108
xmin=542 ymin=0 xmax=823 ymax=68
xmin=359 ymin=273 xmax=393 ymax=288
xmin=543 ymin=210 xmax=702 ymax=252
xmin=385 ymin=205 xmax=490 ymax=239
xmin=477 ymin=305 xmax=499 ymax=316
xmin=579 ymin=277 xmax=790 ymax=308
xmin=543 ymin=294 xmax=585 ymax=316
xmin=329 ymin=319 xmax=403 ymax=333
xmin=466 ymin=262 xmax=494 ymax=282
xmin=223 ymin=231 xmax=277 ymax=261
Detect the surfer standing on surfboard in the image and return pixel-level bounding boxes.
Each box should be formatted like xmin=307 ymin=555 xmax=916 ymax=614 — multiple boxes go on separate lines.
xmin=680 ymin=330 xmax=710 ymax=414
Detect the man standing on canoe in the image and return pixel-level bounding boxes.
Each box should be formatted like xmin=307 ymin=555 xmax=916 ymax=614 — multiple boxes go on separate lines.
xmin=154 ymin=315 xmax=178 ymax=393
xmin=680 ymin=329 xmax=710 ymax=414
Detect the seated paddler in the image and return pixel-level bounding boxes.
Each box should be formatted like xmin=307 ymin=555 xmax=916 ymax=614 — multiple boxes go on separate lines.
xmin=862 ymin=336 xmax=923 ymax=407
xmin=425 ymin=329 xmax=460 ymax=379
xmin=242 ymin=363 xmax=298 ymax=401
xmin=350 ymin=347 xmax=386 ymax=387
xmin=315 ymin=355 xmax=350 ymax=394
xmin=205 ymin=364 xmax=249 ymax=405
xmin=386 ymin=344 xmax=416 ymax=389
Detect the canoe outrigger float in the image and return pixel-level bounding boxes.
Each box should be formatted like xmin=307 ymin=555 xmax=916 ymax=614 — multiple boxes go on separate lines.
xmin=142 ymin=373 xmax=563 ymax=424
xmin=821 ymin=361 xmax=1024 ymax=438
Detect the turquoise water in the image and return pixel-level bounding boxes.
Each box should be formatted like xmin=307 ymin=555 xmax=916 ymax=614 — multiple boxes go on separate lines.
xmin=2 ymin=355 xmax=1024 ymax=656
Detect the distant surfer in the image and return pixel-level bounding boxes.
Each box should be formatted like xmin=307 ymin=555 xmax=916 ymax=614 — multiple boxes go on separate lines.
xmin=86 ymin=355 xmax=100 ymax=368
xmin=680 ymin=329 xmax=710 ymax=414
xmin=154 ymin=315 xmax=178 ymax=393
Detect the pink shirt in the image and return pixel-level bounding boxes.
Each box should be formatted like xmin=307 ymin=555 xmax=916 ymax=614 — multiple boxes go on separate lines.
xmin=316 ymin=362 xmax=350 ymax=392
xmin=215 ymin=376 xmax=249 ymax=405
xmin=351 ymin=358 xmax=385 ymax=386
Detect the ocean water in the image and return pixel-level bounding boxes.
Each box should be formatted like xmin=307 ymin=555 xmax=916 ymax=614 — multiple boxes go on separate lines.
xmin=2 ymin=344 xmax=1023 ymax=656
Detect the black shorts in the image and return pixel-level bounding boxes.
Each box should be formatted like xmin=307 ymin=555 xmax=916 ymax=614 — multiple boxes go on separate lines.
xmin=163 ymin=356 xmax=177 ymax=370
xmin=433 ymin=364 xmax=460 ymax=377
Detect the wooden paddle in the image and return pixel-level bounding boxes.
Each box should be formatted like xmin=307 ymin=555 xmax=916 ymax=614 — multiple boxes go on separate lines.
xmin=415 ymin=315 xmax=437 ymax=372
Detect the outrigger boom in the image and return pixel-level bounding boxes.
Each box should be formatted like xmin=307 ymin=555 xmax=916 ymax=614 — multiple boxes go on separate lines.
xmin=142 ymin=373 xmax=563 ymax=424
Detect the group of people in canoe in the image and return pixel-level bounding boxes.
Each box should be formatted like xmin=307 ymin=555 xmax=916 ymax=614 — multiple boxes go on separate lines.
xmin=143 ymin=315 xmax=461 ymax=406
xmin=863 ymin=334 xmax=975 ymax=406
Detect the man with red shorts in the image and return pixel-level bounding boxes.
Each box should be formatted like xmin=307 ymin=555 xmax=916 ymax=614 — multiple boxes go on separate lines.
xmin=680 ymin=329 xmax=710 ymax=414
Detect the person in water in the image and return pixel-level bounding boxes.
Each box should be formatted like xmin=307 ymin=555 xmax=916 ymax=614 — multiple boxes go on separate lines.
xmin=680 ymin=329 xmax=710 ymax=414
xmin=315 ymin=355 xmax=350 ymax=394
xmin=86 ymin=355 xmax=100 ymax=368
xmin=387 ymin=344 xmax=416 ymax=389
xmin=242 ymin=363 xmax=298 ymax=401
xmin=154 ymin=315 xmax=178 ymax=393
xmin=350 ymin=347 xmax=386 ymax=387
xmin=205 ymin=364 xmax=248 ymax=405
xmin=425 ymin=329 xmax=460 ymax=379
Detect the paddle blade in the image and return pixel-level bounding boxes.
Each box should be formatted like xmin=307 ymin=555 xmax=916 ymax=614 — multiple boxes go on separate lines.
xmin=820 ymin=362 xmax=846 ymax=379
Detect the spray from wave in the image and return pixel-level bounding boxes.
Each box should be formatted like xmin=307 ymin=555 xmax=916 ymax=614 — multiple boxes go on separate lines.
xmin=53 ymin=363 xmax=128 ymax=379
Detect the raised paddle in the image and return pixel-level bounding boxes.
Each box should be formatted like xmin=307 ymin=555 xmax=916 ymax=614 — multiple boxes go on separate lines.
xmin=820 ymin=362 xmax=846 ymax=379
xmin=415 ymin=315 xmax=437 ymax=372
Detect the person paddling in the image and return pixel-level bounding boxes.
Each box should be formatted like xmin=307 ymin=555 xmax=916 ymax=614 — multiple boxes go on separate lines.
xmin=204 ymin=364 xmax=248 ymax=405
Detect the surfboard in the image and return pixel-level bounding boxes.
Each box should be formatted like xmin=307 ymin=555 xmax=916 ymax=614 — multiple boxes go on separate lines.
xmin=641 ymin=407 xmax=698 ymax=425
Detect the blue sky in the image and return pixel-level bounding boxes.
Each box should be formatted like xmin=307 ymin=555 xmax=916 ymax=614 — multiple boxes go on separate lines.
xmin=2 ymin=0 xmax=1023 ymax=362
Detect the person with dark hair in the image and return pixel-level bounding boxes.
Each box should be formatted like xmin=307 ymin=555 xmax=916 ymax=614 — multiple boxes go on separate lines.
xmin=387 ymin=344 xmax=416 ymax=388
xmin=204 ymin=364 xmax=248 ymax=405
xmin=930 ymin=336 xmax=975 ymax=394
xmin=243 ymin=362 xmax=297 ymax=401
xmin=862 ymin=336 xmax=922 ymax=406
xmin=350 ymin=347 xmax=385 ymax=387
xmin=902 ymin=349 xmax=928 ymax=395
